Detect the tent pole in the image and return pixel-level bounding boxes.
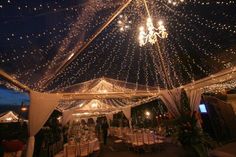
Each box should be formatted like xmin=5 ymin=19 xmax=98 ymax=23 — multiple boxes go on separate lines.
xmin=0 ymin=70 xmax=31 ymax=92
xmin=154 ymin=42 xmax=172 ymax=89
xmin=43 ymin=0 xmax=133 ymax=89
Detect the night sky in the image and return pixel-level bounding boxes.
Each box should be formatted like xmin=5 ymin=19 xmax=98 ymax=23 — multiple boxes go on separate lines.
xmin=0 ymin=87 xmax=29 ymax=106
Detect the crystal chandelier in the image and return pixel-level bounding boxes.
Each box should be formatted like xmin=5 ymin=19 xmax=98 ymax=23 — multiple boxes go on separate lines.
xmin=138 ymin=0 xmax=168 ymax=46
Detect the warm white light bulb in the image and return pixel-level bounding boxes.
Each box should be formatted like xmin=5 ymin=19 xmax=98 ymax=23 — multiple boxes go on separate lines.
xmin=91 ymin=102 xmax=98 ymax=108
xmin=6 ymin=117 xmax=12 ymax=121
xmin=147 ymin=17 xmax=152 ymax=23
xmin=139 ymin=26 xmax=144 ymax=31
xmin=145 ymin=111 xmax=150 ymax=116
xmin=158 ymin=20 xmax=163 ymax=25
xmin=125 ymin=25 xmax=129 ymax=29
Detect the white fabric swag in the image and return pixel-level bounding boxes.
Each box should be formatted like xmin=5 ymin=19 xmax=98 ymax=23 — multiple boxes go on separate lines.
xmin=122 ymin=107 xmax=132 ymax=128
xmin=92 ymin=117 xmax=97 ymax=123
xmin=186 ymin=89 xmax=203 ymax=114
xmin=105 ymin=113 xmax=113 ymax=125
xmin=62 ymin=109 xmax=73 ymax=126
xmin=27 ymin=91 xmax=61 ymax=157
xmin=159 ymin=88 xmax=182 ymax=117
xmin=84 ymin=118 xmax=88 ymax=123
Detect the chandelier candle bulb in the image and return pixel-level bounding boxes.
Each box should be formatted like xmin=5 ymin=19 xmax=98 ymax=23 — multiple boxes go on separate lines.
xmin=138 ymin=17 xmax=168 ymax=46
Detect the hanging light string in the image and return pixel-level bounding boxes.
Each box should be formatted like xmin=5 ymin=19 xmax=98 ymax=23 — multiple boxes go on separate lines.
xmin=143 ymin=0 xmax=151 ymax=18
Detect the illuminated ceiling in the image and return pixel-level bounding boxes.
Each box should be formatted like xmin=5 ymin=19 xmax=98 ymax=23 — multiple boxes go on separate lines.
xmin=0 ymin=0 xmax=236 ymax=92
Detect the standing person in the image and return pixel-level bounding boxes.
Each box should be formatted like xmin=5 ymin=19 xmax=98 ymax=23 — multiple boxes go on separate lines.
xmin=95 ymin=122 xmax=101 ymax=139
xmin=101 ymin=120 xmax=109 ymax=145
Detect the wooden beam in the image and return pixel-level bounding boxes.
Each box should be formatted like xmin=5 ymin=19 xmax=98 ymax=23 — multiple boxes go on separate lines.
xmin=61 ymin=91 xmax=160 ymax=100
xmin=0 ymin=70 xmax=31 ymax=92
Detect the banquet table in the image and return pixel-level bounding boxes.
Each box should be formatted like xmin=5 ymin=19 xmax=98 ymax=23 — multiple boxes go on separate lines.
xmin=64 ymin=138 xmax=99 ymax=157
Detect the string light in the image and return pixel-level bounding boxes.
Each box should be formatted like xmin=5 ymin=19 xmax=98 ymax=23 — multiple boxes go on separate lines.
xmin=0 ymin=0 xmax=236 ymax=92
xmin=203 ymin=79 xmax=236 ymax=93
xmin=168 ymin=0 xmax=184 ymax=6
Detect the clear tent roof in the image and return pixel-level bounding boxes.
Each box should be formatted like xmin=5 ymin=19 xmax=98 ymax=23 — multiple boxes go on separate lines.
xmin=56 ymin=77 xmax=160 ymax=93
xmin=0 ymin=0 xmax=236 ymax=92
xmin=57 ymin=77 xmax=160 ymax=113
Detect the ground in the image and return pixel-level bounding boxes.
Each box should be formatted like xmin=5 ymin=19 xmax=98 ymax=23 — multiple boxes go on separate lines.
xmin=55 ymin=137 xmax=236 ymax=157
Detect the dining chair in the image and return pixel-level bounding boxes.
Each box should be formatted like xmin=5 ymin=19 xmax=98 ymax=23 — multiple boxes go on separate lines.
xmin=65 ymin=144 xmax=77 ymax=157
xmin=93 ymin=140 xmax=100 ymax=152
xmin=78 ymin=142 xmax=89 ymax=157
xmin=132 ymin=133 xmax=144 ymax=153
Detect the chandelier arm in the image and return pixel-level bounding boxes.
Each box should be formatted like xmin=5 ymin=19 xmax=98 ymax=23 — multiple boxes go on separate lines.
xmin=153 ymin=26 xmax=159 ymax=31
xmin=154 ymin=32 xmax=159 ymax=37
xmin=155 ymin=32 xmax=162 ymax=38
xmin=144 ymin=35 xmax=149 ymax=44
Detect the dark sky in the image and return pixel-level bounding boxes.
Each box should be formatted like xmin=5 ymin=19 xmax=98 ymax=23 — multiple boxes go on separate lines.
xmin=0 ymin=87 xmax=29 ymax=106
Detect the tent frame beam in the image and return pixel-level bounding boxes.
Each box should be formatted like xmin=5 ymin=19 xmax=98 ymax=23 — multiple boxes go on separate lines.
xmin=0 ymin=70 xmax=31 ymax=92
xmin=61 ymin=91 xmax=160 ymax=100
xmin=184 ymin=66 xmax=236 ymax=90
xmin=60 ymin=66 xmax=236 ymax=99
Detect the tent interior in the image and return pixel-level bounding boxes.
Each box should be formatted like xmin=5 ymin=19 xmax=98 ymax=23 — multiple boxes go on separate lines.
xmin=1 ymin=0 xmax=236 ymax=156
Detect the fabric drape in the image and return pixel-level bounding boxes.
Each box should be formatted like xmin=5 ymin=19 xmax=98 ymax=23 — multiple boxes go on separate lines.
xmin=92 ymin=117 xmax=97 ymax=124
xmin=26 ymin=137 xmax=35 ymax=157
xmin=186 ymin=89 xmax=203 ymax=114
xmin=159 ymin=88 xmax=182 ymax=117
xmin=62 ymin=109 xmax=73 ymax=126
xmin=122 ymin=107 xmax=132 ymax=128
xmin=105 ymin=113 xmax=113 ymax=126
xmin=26 ymin=91 xmax=61 ymax=157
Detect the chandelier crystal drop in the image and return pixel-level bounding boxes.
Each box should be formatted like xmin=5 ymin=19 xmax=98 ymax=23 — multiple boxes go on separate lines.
xmin=139 ymin=17 xmax=168 ymax=46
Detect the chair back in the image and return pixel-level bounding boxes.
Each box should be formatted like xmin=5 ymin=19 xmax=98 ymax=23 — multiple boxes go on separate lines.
xmin=147 ymin=133 xmax=155 ymax=144
xmin=132 ymin=133 xmax=144 ymax=146
xmin=65 ymin=144 xmax=77 ymax=157
xmin=93 ymin=140 xmax=100 ymax=151
xmin=79 ymin=142 xmax=89 ymax=157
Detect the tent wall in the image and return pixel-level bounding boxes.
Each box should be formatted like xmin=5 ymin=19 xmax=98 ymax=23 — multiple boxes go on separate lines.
xmin=27 ymin=91 xmax=61 ymax=157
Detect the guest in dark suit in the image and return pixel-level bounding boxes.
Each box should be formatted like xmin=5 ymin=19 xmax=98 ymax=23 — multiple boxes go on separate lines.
xmin=101 ymin=120 xmax=109 ymax=145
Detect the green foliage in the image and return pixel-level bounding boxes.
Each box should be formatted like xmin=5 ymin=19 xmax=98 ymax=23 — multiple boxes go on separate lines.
xmin=173 ymin=89 xmax=217 ymax=157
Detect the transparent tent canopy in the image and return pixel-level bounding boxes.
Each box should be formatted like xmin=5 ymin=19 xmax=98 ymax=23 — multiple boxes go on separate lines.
xmin=1 ymin=0 xmax=236 ymax=117
xmin=57 ymin=77 xmax=160 ymax=115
